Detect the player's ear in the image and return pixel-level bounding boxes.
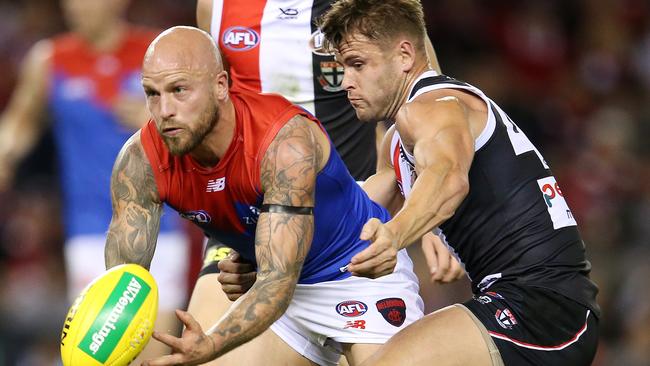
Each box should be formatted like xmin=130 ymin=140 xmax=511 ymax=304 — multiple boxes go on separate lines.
xmin=397 ymin=39 xmax=416 ymax=73
xmin=214 ymin=70 xmax=229 ymax=100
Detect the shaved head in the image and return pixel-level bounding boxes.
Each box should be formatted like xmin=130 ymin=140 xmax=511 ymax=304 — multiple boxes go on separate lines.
xmin=142 ymin=26 xmax=230 ymax=157
xmin=143 ymin=26 xmax=223 ymax=76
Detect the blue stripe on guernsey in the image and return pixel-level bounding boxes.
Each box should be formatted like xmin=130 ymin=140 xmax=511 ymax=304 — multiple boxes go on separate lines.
xmin=299 ymin=143 xmax=390 ymax=284
xmin=49 ymin=71 xmax=180 ymax=237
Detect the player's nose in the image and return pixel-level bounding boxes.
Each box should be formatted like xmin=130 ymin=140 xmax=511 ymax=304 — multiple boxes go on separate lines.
xmin=159 ymin=94 xmax=176 ymax=119
xmin=341 ymin=70 xmax=354 ymax=91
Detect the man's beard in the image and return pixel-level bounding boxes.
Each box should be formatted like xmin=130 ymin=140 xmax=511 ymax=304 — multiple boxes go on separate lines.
xmin=163 ymin=103 xmax=220 ymax=156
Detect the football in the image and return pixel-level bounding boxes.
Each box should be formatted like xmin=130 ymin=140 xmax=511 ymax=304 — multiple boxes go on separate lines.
xmin=60 ymin=264 xmax=159 ymax=366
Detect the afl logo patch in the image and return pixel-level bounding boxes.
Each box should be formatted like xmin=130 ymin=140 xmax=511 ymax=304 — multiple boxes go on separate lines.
xmin=222 ymin=27 xmax=260 ymax=51
xmin=336 ymin=300 xmax=368 ymax=317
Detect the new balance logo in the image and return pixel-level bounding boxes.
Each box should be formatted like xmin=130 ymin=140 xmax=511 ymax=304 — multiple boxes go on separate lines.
xmin=344 ymin=320 xmax=366 ymax=330
xmin=206 ymin=177 xmax=226 ymax=192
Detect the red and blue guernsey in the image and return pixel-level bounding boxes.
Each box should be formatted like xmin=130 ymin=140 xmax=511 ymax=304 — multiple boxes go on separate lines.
xmin=140 ymin=91 xmax=389 ymax=284
xmin=49 ymin=28 xmax=180 ymax=237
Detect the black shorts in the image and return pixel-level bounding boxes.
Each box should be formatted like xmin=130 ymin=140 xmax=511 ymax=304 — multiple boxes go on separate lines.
xmin=198 ymin=240 xmax=233 ymax=277
xmin=463 ymin=282 xmax=599 ymax=366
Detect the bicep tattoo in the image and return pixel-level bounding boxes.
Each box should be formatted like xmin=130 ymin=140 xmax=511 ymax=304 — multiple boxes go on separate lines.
xmin=260 ymin=115 xmax=322 ymax=207
xmin=105 ymin=134 xmax=162 ymax=269
xmin=257 ymin=115 xmax=322 ymax=274
xmin=204 ymin=117 xmax=323 ymax=353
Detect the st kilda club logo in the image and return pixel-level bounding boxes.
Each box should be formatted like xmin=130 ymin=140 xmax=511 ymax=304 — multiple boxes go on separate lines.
xmin=376 ymin=298 xmax=406 ymax=327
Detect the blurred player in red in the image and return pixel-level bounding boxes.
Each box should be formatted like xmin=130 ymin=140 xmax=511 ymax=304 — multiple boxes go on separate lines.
xmin=0 ymin=0 xmax=189 ymax=361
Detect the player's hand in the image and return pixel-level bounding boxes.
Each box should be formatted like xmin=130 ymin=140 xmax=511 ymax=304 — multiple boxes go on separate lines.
xmin=348 ymin=218 xmax=399 ymax=278
xmin=143 ymin=309 xmax=217 ymax=366
xmin=421 ymin=231 xmax=465 ymax=283
xmin=112 ymin=94 xmax=150 ymax=130
xmin=217 ymin=251 xmax=257 ymax=301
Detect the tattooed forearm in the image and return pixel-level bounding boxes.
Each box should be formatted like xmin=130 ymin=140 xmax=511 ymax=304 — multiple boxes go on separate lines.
xmin=204 ymin=115 xmax=321 ymax=358
xmin=105 ymin=133 xmax=162 ymax=270
xmin=207 ymin=212 xmax=313 ymax=358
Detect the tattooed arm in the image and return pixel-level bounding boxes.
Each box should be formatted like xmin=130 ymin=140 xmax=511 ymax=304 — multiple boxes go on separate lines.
xmin=105 ymin=132 xmax=163 ymax=270
xmin=208 ymin=114 xmax=323 ymax=355
xmin=144 ymin=115 xmax=325 ymax=365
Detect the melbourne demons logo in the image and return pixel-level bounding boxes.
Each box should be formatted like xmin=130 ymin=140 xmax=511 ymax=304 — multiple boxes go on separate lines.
xmin=376 ymin=298 xmax=406 ymax=327
xmin=336 ymin=301 xmax=368 ymax=317
xmin=222 ymin=27 xmax=260 ymax=51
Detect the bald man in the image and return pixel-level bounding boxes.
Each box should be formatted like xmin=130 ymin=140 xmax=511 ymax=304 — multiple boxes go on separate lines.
xmin=104 ymin=26 xmax=424 ymax=366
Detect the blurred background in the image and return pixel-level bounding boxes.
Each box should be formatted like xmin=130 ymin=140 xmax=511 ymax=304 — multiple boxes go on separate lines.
xmin=0 ymin=0 xmax=648 ymax=365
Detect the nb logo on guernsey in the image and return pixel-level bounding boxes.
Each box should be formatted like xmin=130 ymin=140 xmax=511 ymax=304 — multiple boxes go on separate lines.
xmin=222 ymin=27 xmax=260 ymax=51
xmin=206 ymin=177 xmax=226 ymax=192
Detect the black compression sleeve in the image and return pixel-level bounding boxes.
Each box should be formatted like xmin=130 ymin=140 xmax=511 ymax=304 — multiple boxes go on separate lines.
xmin=260 ymin=204 xmax=313 ymax=215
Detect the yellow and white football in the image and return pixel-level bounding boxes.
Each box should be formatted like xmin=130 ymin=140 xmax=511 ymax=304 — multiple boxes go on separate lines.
xmin=60 ymin=264 xmax=158 ymax=366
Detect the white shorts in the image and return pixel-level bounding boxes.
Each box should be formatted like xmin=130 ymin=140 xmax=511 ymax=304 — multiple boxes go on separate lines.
xmin=270 ymin=249 xmax=424 ymax=365
xmin=63 ymin=232 xmax=189 ymax=310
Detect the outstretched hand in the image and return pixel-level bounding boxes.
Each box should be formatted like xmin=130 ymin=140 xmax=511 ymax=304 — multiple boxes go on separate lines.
xmin=142 ymin=309 xmax=217 ymax=366
xmin=347 ymin=218 xmax=399 ymax=278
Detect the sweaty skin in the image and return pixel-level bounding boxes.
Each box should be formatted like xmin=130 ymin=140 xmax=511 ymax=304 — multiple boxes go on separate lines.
xmin=105 ymin=26 xmax=331 ymax=366
xmin=141 ymin=27 xmax=234 ymax=163
xmin=194 ymin=0 xmax=462 ymax=302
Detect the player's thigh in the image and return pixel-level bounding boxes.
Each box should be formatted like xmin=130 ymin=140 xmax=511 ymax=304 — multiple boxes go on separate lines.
xmin=338 ymin=356 xmax=351 ymax=366
xmin=186 ymin=273 xmax=233 ymax=338
xmin=359 ymin=305 xmax=493 ymax=366
xmin=341 ymin=343 xmax=381 ymax=366
xmin=187 ymin=274 xmax=317 ymax=366
xmin=232 ymin=328 xmax=320 ymax=366
xmin=148 ymin=232 xmax=190 ymax=313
